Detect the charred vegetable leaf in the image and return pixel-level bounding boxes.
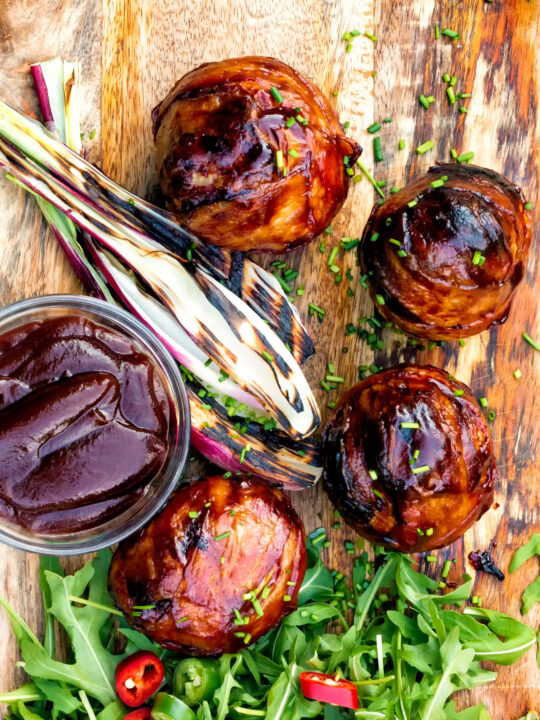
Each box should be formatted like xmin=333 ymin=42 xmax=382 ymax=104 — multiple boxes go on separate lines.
xmin=509 ymin=533 xmax=540 ymax=614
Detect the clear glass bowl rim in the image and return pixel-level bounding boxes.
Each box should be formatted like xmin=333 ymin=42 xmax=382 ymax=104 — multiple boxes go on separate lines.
xmin=0 ymin=294 xmax=191 ymax=555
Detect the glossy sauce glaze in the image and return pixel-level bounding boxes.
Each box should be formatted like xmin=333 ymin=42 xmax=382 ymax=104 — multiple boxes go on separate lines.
xmin=152 ymin=56 xmax=361 ymax=252
xmin=0 ymin=315 xmax=170 ymax=534
xmin=359 ymin=164 xmax=532 ymax=340
xmin=109 ymin=475 xmax=306 ymax=655
xmin=323 ymin=364 xmax=495 ymax=553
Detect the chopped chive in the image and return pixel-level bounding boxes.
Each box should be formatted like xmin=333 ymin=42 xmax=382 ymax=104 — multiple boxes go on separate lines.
xmin=397 ymin=249 xmax=407 ymax=258
xmin=345 ymin=541 xmax=355 ymax=554
xmin=324 ymin=225 xmax=332 ymax=234
xmin=296 ymin=114 xmax=306 ymax=124
xmin=285 ymin=117 xmax=296 ymax=128
xmin=417 ymin=528 xmax=425 ymax=536
xmin=412 ymin=465 xmax=430 ymax=474
xmin=442 ymin=28 xmax=460 ymax=39
xmin=449 ymin=76 xmax=457 ymax=87
xmin=296 ymin=285 xmax=304 ymax=296
xmin=375 ymin=294 xmax=385 ymax=305
xmin=419 ymin=94 xmax=430 ymax=110
xmin=407 ymin=200 xmax=418 ymax=208
xmin=270 ymin=87 xmax=284 ymax=104
xmin=326 ymin=375 xmax=345 ymax=383
xmin=368 ymin=469 xmax=378 ymax=481
xmin=457 ymin=151 xmax=475 ymax=163
xmin=442 ymin=560 xmax=452 ymax=579
xmin=454 ymin=389 xmax=465 ymax=397
xmin=367 ymin=122 xmax=382 ymax=134
xmin=244 ymin=633 xmax=252 ymax=644
xmin=450 ymin=148 xmax=458 ymax=159
xmin=435 ymin=24 xmax=440 ymax=39
xmin=288 ymin=148 xmax=299 ymax=158
xmin=390 ymin=186 xmax=400 ymax=194
xmin=251 ymin=597 xmax=264 ymax=617
xmin=523 ymin=332 xmax=540 ymax=352
xmin=443 ymin=73 xmax=451 ymax=83
xmin=328 ymin=362 xmax=335 ymax=373
xmin=356 ymin=159 xmax=385 ymax=199
xmin=89 ymin=129 xmax=96 ymax=139
xmin=488 ymin=410 xmax=496 ymax=421
xmin=328 ymin=246 xmax=339 ymax=266
xmin=416 ymin=140 xmax=435 ymax=155
xmin=524 ymin=201 xmax=533 ymax=210
xmin=389 ymin=238 xmax=401 ymax=246
xmin=370 ymin=232 xmax=380 ymax=242
xmin=459 ymin=339 xmax=467 ymax=347
xmin=342 ymin=237 xmax=360 ymax=250
xmin=205 ymin=501 xmax=212 ymax=507
xmin=460 ymin=106 xmax=468 ymax=114
xmin=346 ymin=43 xmax=353 ymax=53
xmin=188 ymin=511 xmax=199 ymax=519
xmin=373 ymin=136 xmax=384 ymax=162
xmin=458 ymin=93 xmax=471 ymax=98
xmin=261 ymin=586 xmax=271 ymax=600
xmin=413 ymin=449 xmax=420 ymax=460
xmin=426 ymin=555 xmax=437 ymax=563
xmin=215 ymin=531 xmax=231 ymax=541
xmin=479 ymin=397 xmax=488 ymax=407
xmin=275 ymin=150 xmax=284 ymax=169
xmin=365 ymin=31 xmax=378 ymax=42
xmin=272 ymin=273 xmax=292 ymax=294
xmin=262 ymin=350 xmax=274 ymax=364
xmin=309 ymin=303 xmax=325 ymax=316
xmin=398 ymin=139 xmax=406 ymax=150
xmin=430 ymin=179 xmax=446 ymax=189
xmin=283 ymin=594 xmax=292 ymax=602
xmin=426 ymin=528 xmax=434 ymax=536
xmin=383 ymin=117 xmax=392 ymax=123
xmin=401 ymin=422 xmax=420 ymax=429
xmin=447 ymin=87 xmax=457 ymax=104
xmin=514 ymin=369 xmax=522 ymax=379
xmin=177 ymin=616 xmax=189 ymax=624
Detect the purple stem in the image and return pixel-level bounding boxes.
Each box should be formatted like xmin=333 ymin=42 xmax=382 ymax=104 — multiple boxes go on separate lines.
xmin=30 ymin=64 xmax=56 ymax=132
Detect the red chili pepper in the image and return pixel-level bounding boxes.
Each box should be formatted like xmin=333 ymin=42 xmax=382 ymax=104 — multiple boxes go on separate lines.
xmin=299 ymin=671 xmax=359 ymax=709
xmin=115 ymin=651 xmax=165 ymax=707
xmin=124 ymin=709 xmax=152 ymax=720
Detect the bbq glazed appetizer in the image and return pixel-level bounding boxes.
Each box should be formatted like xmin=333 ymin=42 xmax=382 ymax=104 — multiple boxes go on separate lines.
xmin=152 ymin=56 xmax=361 ymax=252
xmin=109 ymin=475 xmax=306 ymax=654
xmin=359 ymin=164 xmax=532 ymax=340
xmin=323 ymin=364 xmax=496 ymax=553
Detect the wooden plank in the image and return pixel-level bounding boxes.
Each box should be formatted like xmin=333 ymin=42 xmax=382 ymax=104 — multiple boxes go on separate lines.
xmin=0 ymin=0 xmax=539 ymax=715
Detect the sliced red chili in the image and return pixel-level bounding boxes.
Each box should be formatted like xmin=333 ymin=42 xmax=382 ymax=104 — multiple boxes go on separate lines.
xmin=299 ymin=671 xmax=358 ymax=709
xmin=115 ymin=651 xmax=165 ymax=707
xmin=124 ymin=708 xmax=153 ymax=720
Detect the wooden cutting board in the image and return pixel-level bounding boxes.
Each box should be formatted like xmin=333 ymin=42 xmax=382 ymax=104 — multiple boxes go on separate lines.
xmin=0 ymin=0 xmax=539 ymax=715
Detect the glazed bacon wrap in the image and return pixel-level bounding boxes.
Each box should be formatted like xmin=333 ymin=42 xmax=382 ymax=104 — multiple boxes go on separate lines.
xmin=359 ymin=164 xmax=532 ymax=340
xmin=323 ymin=364 xmax=496 ymax=553
xmin=109 ymin=475 xmax=306 ymax=654
xmin=152 ymin=56 xmax=361 ymax=252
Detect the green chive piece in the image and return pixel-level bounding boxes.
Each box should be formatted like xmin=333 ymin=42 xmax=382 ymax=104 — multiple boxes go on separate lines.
xmin=275 ymin=150 xmax=284 ymax=169
xmin=447 ymin=87 xmax=457 ymax=104
xmin=514 ymin=369 xmax=522 ymax=379
xmin=442 ymin=560 xmax=452 ymax=579
xmin=188 ymin=511 xmax=199 ymax=519
xmin=416 ymin=140 xmax=435 ymax=155
xmin=373 ymin=489 xmax=383 ymax=500
xmin=288 ymin=148 xmax=300 ymax=158
xmin=442 ymin=28 xmax=460 ymax=39
xmin=472 ymin=250 xmax=484 ymax=265
xmin=326 ymin=375 xmax=345 ymax=383
xmin=488 ymin=410 xmax=496 ymax=421
xmin=346 ymin=43 xmax=353 ymax=53
xmin=460 ymin=106 xmax=468 ymax=114
xmin=417 ymin=528 xmax=425 ymax=536
xmin=365 ymin=31 xmax=378 ymax=42
xmin=426 ymin=555 xmax=437 ymax=563
xmin=373 ymin=136 xmax=384 ymax=162
xmin=390 ymin=186 xmax=400 ymax=194
xmin=397 ymin=249 xmax=407 ymax=258
xmin=177 ymin=616 xmax=189 ymax=624
xmin=401 ymin=422 xmax=420 ymax=429
xmin=375 ymin=294 xmax=385 ymax=305
xmin=523 ymin=332 xmax=540 ymax=352
xmin=262 ymin=350 xmax=274 ymax=363
xmin=389 ymin=238 xmax=401 ymax=246
xmin=398 ymin=139 xmax=406 ymax=150
xmin=426 ymin=527 xmax=434 ymax=536
xmin=205 ymin=501 xmax=212 ymax=507
xmin=356 ymin=159 xmax=385 ymax=199
xmin=367 ymin=122 xmax=382 ymax=134
xmin=370 ymin=232 xmax=380 ymax=242
xmin=435 ymin=24 xmax=440 ymax=39
xmin=450 ymin=76 xmax=457 ymax=87
xmin=419 ymin=94 xmax=430 ymax=110
xmin=270 ymin=87 xmax=284 ymax=104
xmin=443 ymin=73 xmax=451 ymax=83
xmin=328 ymin=246 xmax=339 ymax=266
xmin=459 ymin=339 xmax=466 ymax=347
xmin=283 ymin=594 xmax=292 ymax=602
xmin=524 ymin=201 xmax=533 ymax=210
xmin=413 ymin=449 xmax=420 ymax=460
xmin=431 ymin=179 xmax=445 ymax=189
xmin=251 ymin=597 xmax=264 ymax=617
xmin=454 ymin=389 xmax=465 ymax=396
xmin=407 ymin=200 xmax=418 ymax=208
xmin=479 ymin=397 xmax=488 ymax=407
xmin=285 ymin=117 xmax=296 ymax=128
xmin=368 ymin=469 xmax=378 ymax=480
xmin=457 ymin=151 xmax=475 ymax=163
xmin=89 ymin=129 xmax=96 ymax=140
xmin=215 ymin=531 xmax=231 ymax=541
xmin=412 ymin=465 xmax=430 ymax=474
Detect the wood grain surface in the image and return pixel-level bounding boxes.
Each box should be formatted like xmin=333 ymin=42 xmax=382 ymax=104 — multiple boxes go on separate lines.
xmin=0 ymin=0 xmax=539 ymax=715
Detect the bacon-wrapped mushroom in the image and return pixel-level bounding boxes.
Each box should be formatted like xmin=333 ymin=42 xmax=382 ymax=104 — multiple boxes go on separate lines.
xmin=359 ymin=164 xmax=532 ymax=340
xmin=323 ymin=364 xmax=496 ymax=553
xmin=152 ymin=56 xmax=361 ymax=252
xmin=109 ymin=475 xmax=306 ymax=654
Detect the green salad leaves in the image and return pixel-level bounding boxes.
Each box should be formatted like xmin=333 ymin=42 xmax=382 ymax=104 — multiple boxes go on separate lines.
xmin=0 ymin=535 xmax=537 ymax=720
xmin=510 ymin=533 xmax=540 ymax=615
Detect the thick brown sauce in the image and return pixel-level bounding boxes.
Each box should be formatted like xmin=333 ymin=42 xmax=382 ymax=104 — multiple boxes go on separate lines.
xmin=0 ymin=315 xmax=170 ymax=534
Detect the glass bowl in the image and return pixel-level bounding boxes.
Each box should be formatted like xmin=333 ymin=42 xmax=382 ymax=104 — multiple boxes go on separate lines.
xmin=0 ymin=294 xmax=190 ymax=555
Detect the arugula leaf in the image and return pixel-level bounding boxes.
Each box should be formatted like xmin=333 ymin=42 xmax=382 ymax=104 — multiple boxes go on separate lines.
xmin=456 ymin=607 xmax=537 ymax=665
xmin=265 ymin=663 xmax=298 ymax=720
xmin=283 ymin=603 xmax=342 ymax=627
xmin=0 ymin=684 xmax=42 ymax=705
xmin=33 ymin=679 xmax=81 ymax=714
xmin=509 ymin=534 xmax=540 ymax=614
xmin=419 ymin=627 xmax=476 ymax=720
xmin=18 ymin=553 xmax=122 ymax=705
xmin=297 ymin=533 xmax=334 ymax=604
xmin=444 ymin=701 xmax=491 ymax=719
